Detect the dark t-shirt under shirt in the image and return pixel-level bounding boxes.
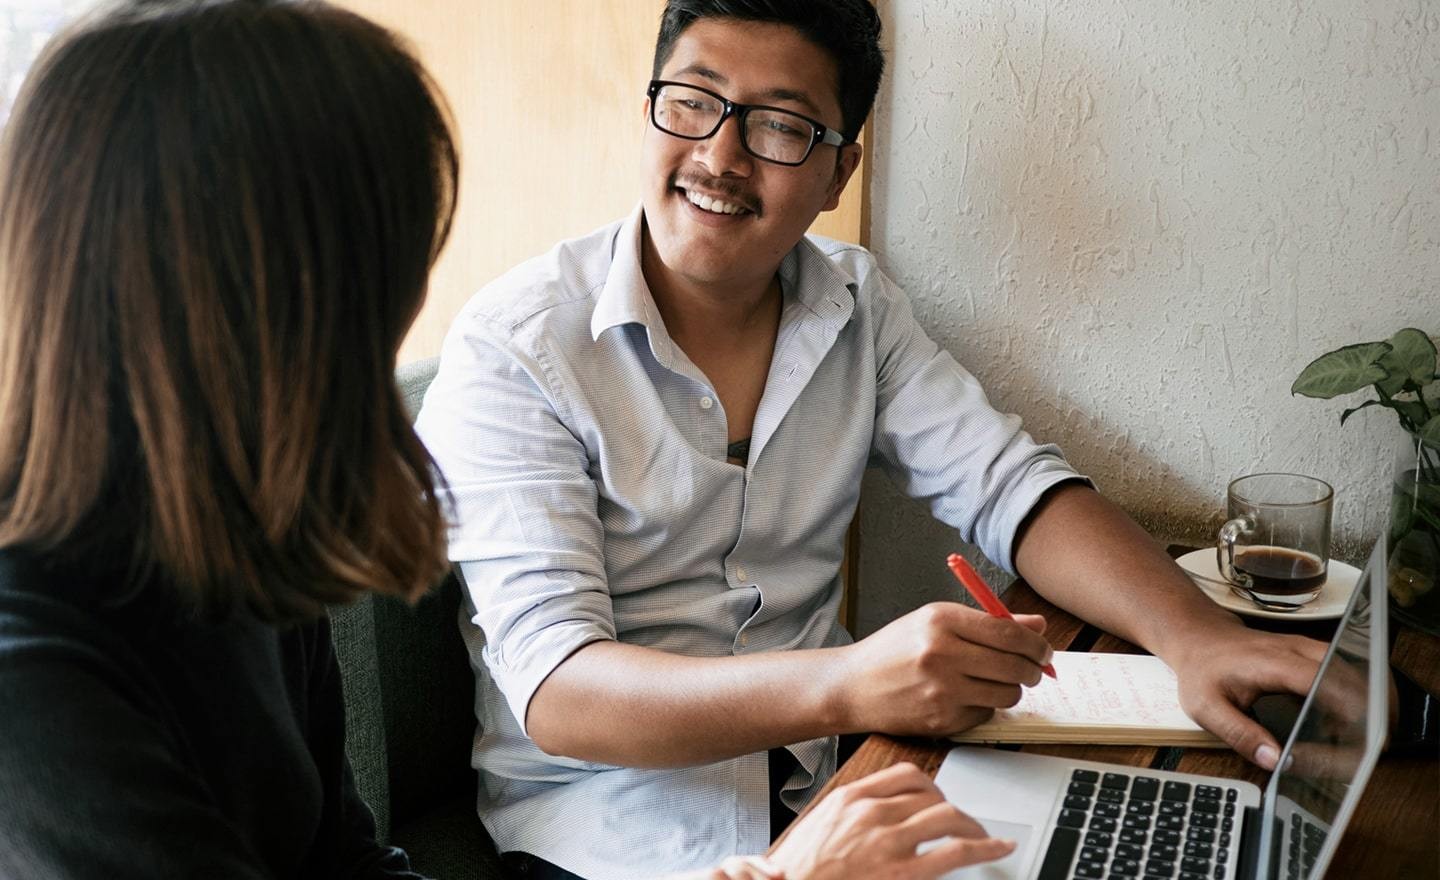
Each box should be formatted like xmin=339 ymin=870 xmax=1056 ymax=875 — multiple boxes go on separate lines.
xmin=0 ymin=550 xmax=425 ymax=879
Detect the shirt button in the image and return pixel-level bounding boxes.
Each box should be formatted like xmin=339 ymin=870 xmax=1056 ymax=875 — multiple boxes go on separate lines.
xmin=699 ymin=396 xmax=713 ymax=410
xmin=736 ymin=567 xmax=748 ymax=581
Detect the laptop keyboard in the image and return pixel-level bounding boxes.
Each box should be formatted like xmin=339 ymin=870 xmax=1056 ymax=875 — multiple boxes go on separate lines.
xmin=1284 ymin=812 xmax=1326 ymax=879
xmin=1036 ymin=769 xmax=1240 ymax=880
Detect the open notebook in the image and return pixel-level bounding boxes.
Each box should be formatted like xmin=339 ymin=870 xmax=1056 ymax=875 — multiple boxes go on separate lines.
xmin=947 ymin=651 xmax=1224 ymax=747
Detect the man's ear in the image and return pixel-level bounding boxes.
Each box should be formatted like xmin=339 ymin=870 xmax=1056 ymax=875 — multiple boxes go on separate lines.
xmin=821 ymin=141 xmax=863 ymax=212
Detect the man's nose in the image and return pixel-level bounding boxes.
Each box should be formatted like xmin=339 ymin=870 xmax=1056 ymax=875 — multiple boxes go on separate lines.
xmin=692 ymin=114 xmax=753 ymax=177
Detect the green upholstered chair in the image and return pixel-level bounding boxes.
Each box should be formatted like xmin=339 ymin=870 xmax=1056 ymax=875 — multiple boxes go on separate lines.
xmin=330 ymin=356 xmax=504 ymax=879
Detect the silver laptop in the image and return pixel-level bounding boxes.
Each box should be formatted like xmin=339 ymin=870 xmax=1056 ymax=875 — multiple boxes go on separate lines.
xmin=934 ymin=537 xmax=1389 ymax=880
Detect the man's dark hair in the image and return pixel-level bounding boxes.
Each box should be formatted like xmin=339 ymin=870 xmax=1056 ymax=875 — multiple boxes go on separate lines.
xmin=651 ymin=0 xmax=883 ymax=142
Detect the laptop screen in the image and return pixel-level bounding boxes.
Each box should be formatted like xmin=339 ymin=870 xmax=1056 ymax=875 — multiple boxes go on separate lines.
xmin=1259 ymin=538 xmax=1388 ymax=880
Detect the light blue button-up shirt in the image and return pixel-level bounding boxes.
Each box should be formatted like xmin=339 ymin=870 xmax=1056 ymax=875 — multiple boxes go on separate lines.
xmin=414 ymin=205 xmax=1084 ymax=879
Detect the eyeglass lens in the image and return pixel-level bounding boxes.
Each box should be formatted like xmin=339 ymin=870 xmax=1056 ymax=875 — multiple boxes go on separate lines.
xmin=652 ymin=83 xmax=817 ymax=165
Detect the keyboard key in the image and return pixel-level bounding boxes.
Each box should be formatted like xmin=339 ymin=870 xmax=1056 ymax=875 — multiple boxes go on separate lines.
xmin=1218 ymin=832 xmax=1231 ymax=848
xmin=1096 ymin=802 xmax=1122 ymax=819
xmin=1151 ymin=843 xmax=1179 ymax=862
xmin=1059 ymin=809 xmax=1087 ymax=829
xmin=1157 ymin=815 xmax=1185 ymax=831
xmin=1073 ymin=769 xmax=1101 ymax=784
xmin=1186 ymin=827 xmax=1215 ymax=844
xmin=1196 ymin=785 xmax=1222 ymax=801
xmin=1145 ymin=858 xmax=1176 ymax=876
xmin=1223 ymin=803 xmax=1235 ymax=818
xmin=1091 ymin=817 xmax=1118 ymax=833
xmin=1192 ymin=814 xmax=1218 ymax=830
xmin=1036 ymin=826 xmax=1080 ymax=880
xmin=1113 ymin=842 xmax=1141 ymax=859
xmin=1184 ymin=842 xmax=1213 ymax=860
xmin=1131 ymin=776 xmax=1160 ymax=801
xmin=1081 ymin=845 xmax=1110 ymax=862
xmin=1181 ymin=857 xmax=1213 ymax=874
xmin=1099 ymin=788 xmax=1126 ymax=804
xmin=1154 ymin=829 xmax=1181 ymax=846
xmin=1119 ymin=828 xmax=1148 ymax=846
xmin=1193 ymin=798 xmax=1221 ymax=815
xmin=1126 ymin=801 xmax=1155 ymax=816
xmin=1220 ymin=817 xmax=1233 ymax=832
xmin=1213 ymin=866 xmax=1226 ymax=880
xmin=1066 ymin=794 xmax=1094 ymax=811
xmin=1103 ymin=772 xmax=1132 ymax=791
xmin=1071 ymin=781 xmax=1098 ymax=797
xmin=1162 ymin=781 xmax=1192 ymax=803
xmin=1159 ymin=800 xmax=1187 ymax=817
xmin=1181 ymin=874 xmax=1206 ymax=880
xmin=1076 ymin=863 xmax=1105 ymax=879
xmin=1086 ymin=831 xmax=1114 ymax=848
xmin=1123 ymin=815 xmax=1152 ymax=831
xmin=1224 ymin=788 xmax=1237 ymax=803
xmin=1110 ymin=859 xmax=1141 ymax=877
xmin=1217 ymin=848 xmax=1229 ymax=863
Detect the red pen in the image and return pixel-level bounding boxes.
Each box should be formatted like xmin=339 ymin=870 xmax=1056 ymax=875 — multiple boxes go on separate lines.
xmin=946 ymin=552 xmax=1057 ymax=679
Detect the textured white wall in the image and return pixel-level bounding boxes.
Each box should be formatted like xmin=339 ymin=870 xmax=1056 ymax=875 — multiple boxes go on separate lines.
xmin=857 ymin=0 xmax=1439 ymax=634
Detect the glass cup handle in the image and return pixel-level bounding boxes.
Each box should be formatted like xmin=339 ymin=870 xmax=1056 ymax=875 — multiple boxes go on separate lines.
xmin=1217 ymin=516 xmax=1254 ymax=586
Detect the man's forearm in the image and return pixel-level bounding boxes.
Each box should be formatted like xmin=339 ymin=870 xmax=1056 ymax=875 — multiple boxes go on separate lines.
xmin=526 ymin=640 xmax=854 ymax=767
xmin=1012 ymin=483 xmax=1245 ymax=662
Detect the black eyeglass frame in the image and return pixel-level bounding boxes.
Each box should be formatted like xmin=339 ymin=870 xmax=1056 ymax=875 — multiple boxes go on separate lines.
xmin=646 ymin=79 xmax=849 ymax=167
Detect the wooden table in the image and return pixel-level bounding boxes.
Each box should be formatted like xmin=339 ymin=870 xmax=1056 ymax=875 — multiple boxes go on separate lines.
xmin=774 ymin=548 xmax=1440 ymax=878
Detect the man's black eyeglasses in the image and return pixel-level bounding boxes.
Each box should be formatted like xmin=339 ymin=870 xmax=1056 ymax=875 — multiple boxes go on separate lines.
xmin=646 ymin=80 xmax=848 ymax=167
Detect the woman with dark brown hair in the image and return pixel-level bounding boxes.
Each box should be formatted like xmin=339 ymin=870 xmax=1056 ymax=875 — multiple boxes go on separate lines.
xmin=0 ymin=1 xmax=455 ymax=876
xmin=0 ymin=2 xmax=1010 ymax=878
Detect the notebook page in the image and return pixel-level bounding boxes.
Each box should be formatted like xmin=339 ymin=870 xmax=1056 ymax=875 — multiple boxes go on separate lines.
xmin=987 ymin=651 xmax=1203 ymax=730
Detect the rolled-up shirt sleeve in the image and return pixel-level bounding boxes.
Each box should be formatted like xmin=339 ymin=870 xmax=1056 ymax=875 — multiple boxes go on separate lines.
xmin=866 ymin=272 xmax=1090 ymax=575
xmin=415 ymin=313 xmax=615 ymax=735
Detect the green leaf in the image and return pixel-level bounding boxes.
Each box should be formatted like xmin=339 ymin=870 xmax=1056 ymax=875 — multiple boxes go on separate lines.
xmin=1390 ymin=399 xmax=1431 ymax=432
xmin=1291 ymin=342 xmax=1392 ymax=399
xmin=1421 ymin=414 xmax=1440 ymax=450
xmin=1340 ymin=400 xmax=1383 ymax=425
xmin=1377 ymin=329 xmax=1439 ymax=396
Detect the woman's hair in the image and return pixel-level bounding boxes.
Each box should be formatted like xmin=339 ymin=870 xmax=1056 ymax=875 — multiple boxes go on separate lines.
xmin=0 ymin=0 xmax=458 ymax=621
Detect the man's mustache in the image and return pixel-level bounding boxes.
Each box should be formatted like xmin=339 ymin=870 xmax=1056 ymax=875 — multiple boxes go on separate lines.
xmin=669 ymin=171 xmax=762 ymax=216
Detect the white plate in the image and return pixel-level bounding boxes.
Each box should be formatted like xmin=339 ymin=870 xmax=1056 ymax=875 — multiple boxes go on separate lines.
xmin=1175 ymin=549 xmax=1362 ymax=621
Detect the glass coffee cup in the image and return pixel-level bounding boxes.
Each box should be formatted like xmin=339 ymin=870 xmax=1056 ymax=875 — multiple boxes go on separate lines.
xmin=1217 ymin=473 xmax=1334 ymax=609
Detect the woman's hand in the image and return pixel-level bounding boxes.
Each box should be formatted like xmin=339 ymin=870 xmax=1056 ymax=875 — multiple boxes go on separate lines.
xmin=766 ymin=761 xmax=1015 ymax=880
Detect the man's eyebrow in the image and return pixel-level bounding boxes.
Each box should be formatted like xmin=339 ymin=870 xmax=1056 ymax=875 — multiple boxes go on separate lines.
xmin=761 ymin=88 xmax=822 ymax=116
xmin=670 ymin=64 xmax=727 ymax=85
xmin=667 ymin=65 xmax=826 ymax=117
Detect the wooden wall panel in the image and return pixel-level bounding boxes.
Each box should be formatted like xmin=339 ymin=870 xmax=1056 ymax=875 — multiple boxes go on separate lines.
xmin=337 ymin=0 xmax=864 ymax=363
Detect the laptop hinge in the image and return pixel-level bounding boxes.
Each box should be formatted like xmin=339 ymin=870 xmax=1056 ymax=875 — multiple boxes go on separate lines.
xmin=1236 ymin=805 xmax=1266 ymax=880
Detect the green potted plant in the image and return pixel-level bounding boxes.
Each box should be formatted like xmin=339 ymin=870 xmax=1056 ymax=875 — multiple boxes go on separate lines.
xmin=1292 ymin=328 xmax=1440 ymax=634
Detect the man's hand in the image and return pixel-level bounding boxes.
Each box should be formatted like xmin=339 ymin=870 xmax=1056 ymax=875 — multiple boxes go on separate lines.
xmin=837 ymin=602 xmax=1052 ymax=737
xmin=767 ymin=762 xmax=1015 ymax=880
xmin=1169 ymin=625 xmax=1330 ymax=769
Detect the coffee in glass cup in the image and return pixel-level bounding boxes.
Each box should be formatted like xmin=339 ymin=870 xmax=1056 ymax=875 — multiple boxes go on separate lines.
xmin=1217 ymin=473 xmax=1333 ymax=609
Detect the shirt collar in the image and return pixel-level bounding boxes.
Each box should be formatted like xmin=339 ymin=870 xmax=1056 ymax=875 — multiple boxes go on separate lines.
xmin=590 ymin=203 xmax=661 ymax=335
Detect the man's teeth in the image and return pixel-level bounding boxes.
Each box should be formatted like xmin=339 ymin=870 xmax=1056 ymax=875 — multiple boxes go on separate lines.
xmin=685 ymin=190 xmax=745 ymax=215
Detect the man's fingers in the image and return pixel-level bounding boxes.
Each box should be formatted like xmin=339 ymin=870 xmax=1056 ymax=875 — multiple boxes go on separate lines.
xmin=956 ymin=608 xmax=1054 ymax=669
xmin=911 ymin=834 xmax=1016 ymax=876
xmin=1193 ymin=698 xmax=1282 ymax=770
xmin=1015 ymin=612 xmax=1048 ymax=634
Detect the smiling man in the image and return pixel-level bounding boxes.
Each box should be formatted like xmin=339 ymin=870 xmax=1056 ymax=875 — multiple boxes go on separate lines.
xmin=414 ymin=2 xmax=1327 ymax=878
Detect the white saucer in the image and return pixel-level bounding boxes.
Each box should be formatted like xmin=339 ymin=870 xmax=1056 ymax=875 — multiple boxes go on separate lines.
xmin=1175 ymin=549 xmax=1361 ymax=621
